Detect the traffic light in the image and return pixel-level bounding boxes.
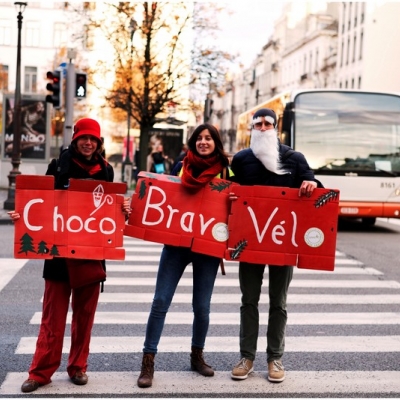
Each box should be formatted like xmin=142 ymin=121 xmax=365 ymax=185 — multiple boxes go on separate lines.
xmin=45 ymin=69 xmax=63 ymax=109
xmin=75 ymin=72 xmax=87 ymax=98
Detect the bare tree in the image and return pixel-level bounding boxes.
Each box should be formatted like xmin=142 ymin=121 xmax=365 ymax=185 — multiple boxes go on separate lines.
xmin=73 ymin=1 xmax=234 ymax=172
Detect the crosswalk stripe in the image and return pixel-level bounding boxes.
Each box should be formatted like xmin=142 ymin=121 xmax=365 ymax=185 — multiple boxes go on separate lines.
xmin=106 ymin=264 xmax=378 ymax=274
xmin=15 ymin=335 xmax=400 ymax=354
xmin=2 ymin=371 xmax=400 ymax=395
xmin=30 ymin=311 xmax=400 ymax=325
xmin=123 ymin=238 xmax=346 ymax=256
xmin=333 ymin=258 xmax=363 ymax=264
xmin=378 ymin=218 xmax=400 ymax=225
xmin=102 ymin=277 xmax=400 ymax=288
xmin=0 ymin=259 xmax=28 ymax=292
xmin=123 ymin=240 xmax=161 ymax=246
xmin=124 ymin=236 xmax=344 ymax=257
xmin=124 ymin=246 xmax=162 ymax=253
xmin=119 ymin=255 xmax=363 ymax=267
xmin=95 ymin=292 xmax=400 ymax=304
xmin=121 ymin=254 xmax=361 ymax=265
xmin=122 ymin=242 xmax=347 ymax=257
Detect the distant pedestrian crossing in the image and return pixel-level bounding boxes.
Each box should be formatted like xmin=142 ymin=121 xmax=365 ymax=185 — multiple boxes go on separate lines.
xmin=1 ymin=236 xmax=400 ymax=396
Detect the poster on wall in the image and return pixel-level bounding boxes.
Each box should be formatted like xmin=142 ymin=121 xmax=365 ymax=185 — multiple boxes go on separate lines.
xmin=3 ymin=95 xmax=47 ymax=160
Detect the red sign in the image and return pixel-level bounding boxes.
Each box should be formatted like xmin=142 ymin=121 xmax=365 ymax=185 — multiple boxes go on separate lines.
xmin=124 ymin=173 xmax=340 ymax=271
xmin=226 ymin=186 xmax=339 ymax=271
xmin=14 ymin=175 xmax=127 ymax=260
xmin=124 ymin=172 xmax=236 ymax=258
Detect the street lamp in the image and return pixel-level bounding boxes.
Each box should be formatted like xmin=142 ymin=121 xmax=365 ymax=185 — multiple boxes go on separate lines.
xmin=121 ymin=18 xmax=137 ymax=187
xmin=4 ymin=2 xmax=28 ymax=210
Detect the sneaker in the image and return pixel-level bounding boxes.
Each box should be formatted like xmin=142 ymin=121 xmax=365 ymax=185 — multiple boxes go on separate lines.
xmin=267 ymin=359 xmax=285 ymax=382
xmin=231 ymin=358 xmax=254 ymax=380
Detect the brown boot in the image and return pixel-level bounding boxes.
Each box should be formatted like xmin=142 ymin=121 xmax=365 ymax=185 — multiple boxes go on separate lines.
xmin=190 ymin=346 xmax=214 ymax=377
xmin=137 ymin=353 xmax=155 ymax=388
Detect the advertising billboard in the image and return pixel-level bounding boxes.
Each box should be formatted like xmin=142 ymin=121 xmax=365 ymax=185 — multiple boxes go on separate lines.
xmin=2 ymin=94 xmax=48 ymax=160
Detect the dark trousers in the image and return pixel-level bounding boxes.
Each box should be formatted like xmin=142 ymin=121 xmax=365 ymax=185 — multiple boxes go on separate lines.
xmin=238 ymin=262 xmax=293 ymax=362
xmin=143 ymin=245 xmax=219 ymax=353
xmin=28 ymin=279 xmax=100 ymax=384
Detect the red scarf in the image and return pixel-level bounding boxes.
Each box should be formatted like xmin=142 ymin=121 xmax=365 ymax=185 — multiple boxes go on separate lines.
xmin=72 ymin=153 xmax=106 ymax=175
xmin=180 ymin=150 xmax=224 ymax=191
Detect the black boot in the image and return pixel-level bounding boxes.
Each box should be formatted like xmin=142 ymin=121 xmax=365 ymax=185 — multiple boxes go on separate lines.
xmin=190 ymin=346 xmax=214 ymax=377
xmin=137 ymin=353 xmax=155 ymax=388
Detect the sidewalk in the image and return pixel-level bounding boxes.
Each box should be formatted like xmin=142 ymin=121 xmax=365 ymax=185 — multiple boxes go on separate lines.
xmin=0 ymin=188 xmax=12 ymax=225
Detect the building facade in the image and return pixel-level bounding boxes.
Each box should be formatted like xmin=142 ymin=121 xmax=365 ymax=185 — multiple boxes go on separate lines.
xmin=210 ymin=1 xmax=400 ymax=153
xmin=0 ymin=1 xmax=196 ymax=187
xmin=0 ymin=2 xmax=83 ymax=187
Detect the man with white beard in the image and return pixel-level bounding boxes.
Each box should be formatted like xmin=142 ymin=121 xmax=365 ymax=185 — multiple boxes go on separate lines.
xmin=230 ymin=108 xmax=321 ymax=383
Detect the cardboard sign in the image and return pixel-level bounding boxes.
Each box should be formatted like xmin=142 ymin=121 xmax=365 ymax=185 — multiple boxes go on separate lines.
xmin=225 ymin=186 xmax=340 ymax=271
xmin=124 ymin=172 xmax=236 ymax=258
xmin=14 ymin=175 xmax=127 ymax=260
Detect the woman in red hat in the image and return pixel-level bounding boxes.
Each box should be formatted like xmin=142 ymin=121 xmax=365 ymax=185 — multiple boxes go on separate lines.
xmin=8 ymin=118 xmax=131 ymax=393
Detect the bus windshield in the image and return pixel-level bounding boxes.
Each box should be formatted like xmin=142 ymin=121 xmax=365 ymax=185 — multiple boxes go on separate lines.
xmin=294 ymin=91 xmax=400 ymax=175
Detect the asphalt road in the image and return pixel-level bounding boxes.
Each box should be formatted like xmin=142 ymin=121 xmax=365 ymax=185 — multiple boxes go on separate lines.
xmin=0 ymin=219 xmax=400 ymax=398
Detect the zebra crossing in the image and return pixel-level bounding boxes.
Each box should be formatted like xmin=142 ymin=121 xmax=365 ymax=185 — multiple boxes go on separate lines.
xmin=1 ymin=236 xmax=400 ymax=396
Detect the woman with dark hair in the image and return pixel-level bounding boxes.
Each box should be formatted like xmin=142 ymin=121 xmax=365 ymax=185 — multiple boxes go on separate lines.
xmin=137 ymin=123 xmax=234 ymax=388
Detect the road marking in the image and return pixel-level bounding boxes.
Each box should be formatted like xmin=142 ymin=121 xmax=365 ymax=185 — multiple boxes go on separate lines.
xmin=378 ymin=218 xmax=400 ymax=225
xmin=124 ymin=239 xmax=345 ymax=253
xmin=123 ymin=246 xmax=162 ymax=252
xmin=101 ymin=277 xmax=400 ymax=288
xmin=106 ymin=264 xmax=377 ymax=274
xmin=30 ymin=311 xmax=400 ymax=325
xmin=121 ymin=254 xmax=354 ymax=265
xmin=123 ymin=240 xmax=161 ymax=246
xmin=15 ymin=335 xmax=400 ymax=354
xmin=0 ymin=259 xmax=28 ymax=292
xmin=2 ymin=371 xmax=400 ymax=395
xmin=95 ymin=292 xmax=400 ymax=304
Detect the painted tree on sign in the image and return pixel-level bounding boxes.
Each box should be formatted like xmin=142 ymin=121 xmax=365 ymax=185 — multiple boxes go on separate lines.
xmin=37 ymin=241 xmax=49 ymax=255
xmin=18 ymin=233 xmax=36 ymax=255
xmin=50 ymin=245 xmax=60 ymax=257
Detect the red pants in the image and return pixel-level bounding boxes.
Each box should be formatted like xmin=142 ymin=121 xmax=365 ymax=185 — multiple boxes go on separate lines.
xmin=28 ymin=279 xmax=100 ymax=384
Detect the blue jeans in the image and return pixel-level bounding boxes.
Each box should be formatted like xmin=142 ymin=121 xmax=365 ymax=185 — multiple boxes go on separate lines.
xmin=143 ymin=245 xmax=220 ymax=354
xmin=238 ymin=262 xmax=293 ymax=362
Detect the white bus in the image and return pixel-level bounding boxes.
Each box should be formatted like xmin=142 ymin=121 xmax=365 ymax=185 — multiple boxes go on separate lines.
xmin=236 ymin=89 xmax=400 ymax=226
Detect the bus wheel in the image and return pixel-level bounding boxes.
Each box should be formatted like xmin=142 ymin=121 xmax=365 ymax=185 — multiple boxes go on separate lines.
xmin=361 ymin=217 xmax=376 ymax=226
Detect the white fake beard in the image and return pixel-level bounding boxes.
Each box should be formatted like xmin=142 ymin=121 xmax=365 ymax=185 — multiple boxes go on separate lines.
xmin=250 ymin=128 xmax=287 ymax=175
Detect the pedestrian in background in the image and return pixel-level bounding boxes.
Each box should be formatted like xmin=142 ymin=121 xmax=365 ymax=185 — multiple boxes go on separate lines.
xmin=8 ymin=118 xmax=131 ymax=393
xmin=171 ymin=143 xmax=188 ymax=170
xmin=229 ymin=108 xmax=322 ymax=383
xmin=137 ymin=123 xmax=234 ymax=388
xmin=146 ymin=140 xmax=173 ymax=174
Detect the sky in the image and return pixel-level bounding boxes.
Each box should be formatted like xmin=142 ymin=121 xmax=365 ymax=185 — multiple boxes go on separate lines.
xmin=216 ymin=1 xmax=285 ymax=69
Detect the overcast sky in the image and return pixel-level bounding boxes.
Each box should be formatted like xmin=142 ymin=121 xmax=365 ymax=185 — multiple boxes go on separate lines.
xmin=216 ymin=1 xmax=284 ymax=68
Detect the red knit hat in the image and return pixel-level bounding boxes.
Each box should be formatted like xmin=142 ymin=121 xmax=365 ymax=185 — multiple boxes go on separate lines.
xmin=72 ymin=118 xmax=101 ymax=144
